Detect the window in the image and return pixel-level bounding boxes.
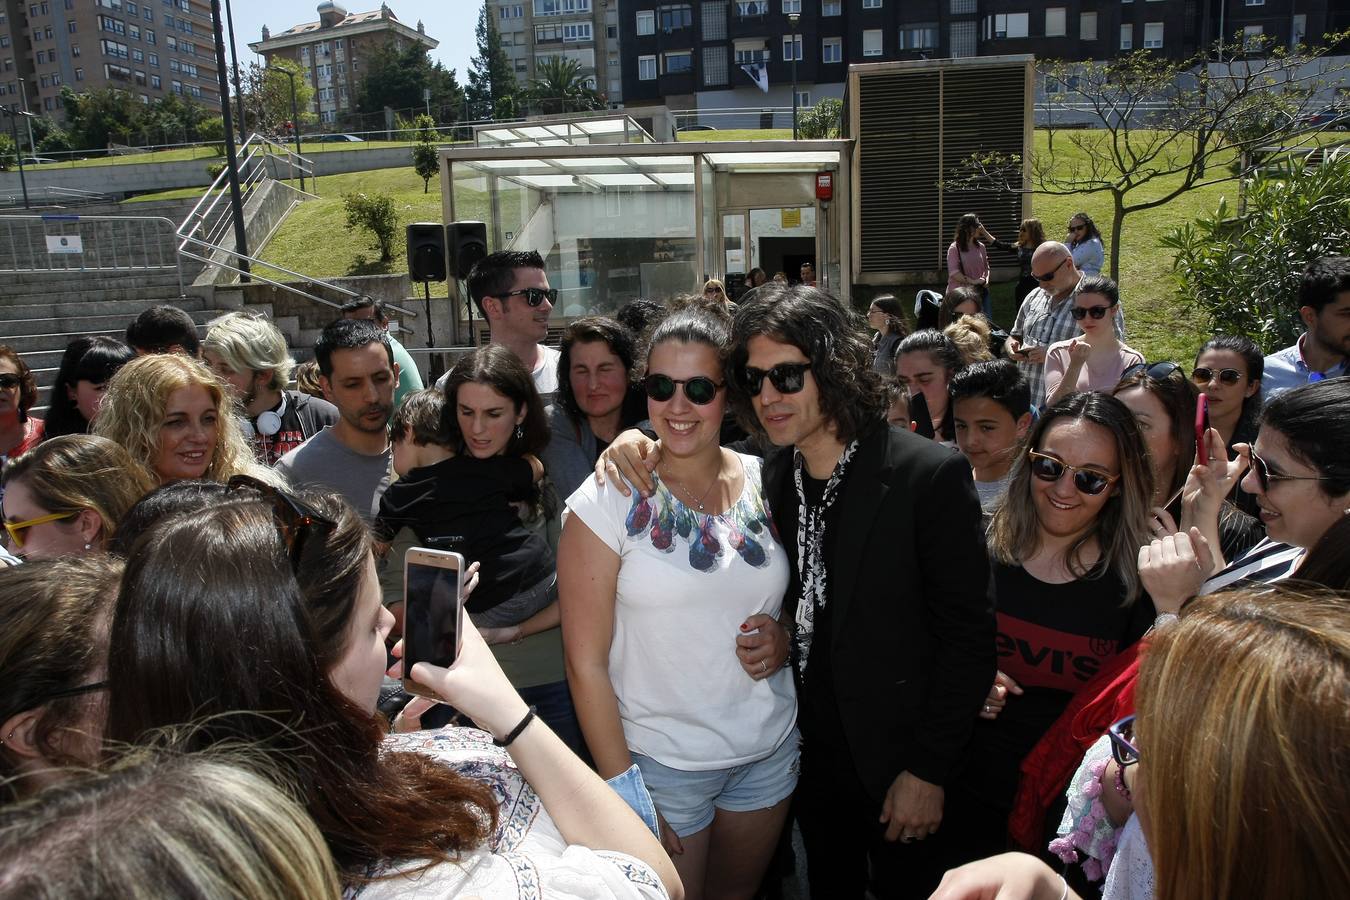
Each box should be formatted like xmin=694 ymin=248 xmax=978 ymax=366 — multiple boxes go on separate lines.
xmin=702 ymin=0 xmax=726 ymax=39
xmin=126 ymin=1 xmax=136 ymax=11
xmin=1245 ymin=0 xmax=1263 ymax=5
xmin=782 ymin=33 xmax=802 ymax=60
xmin=795 ymin=89 xmax=809 ymax=107
xmin=607 ymin=24 xmax=618 ymax=38
xmin=1119 ymin=23 xmax=1132 ymax=49
xmin=900 ymin=23 xmax=937 ymax=50
xmin=168 ymin=57 xmax=178 ymax=71
xmin=735 ymin=0 xmax=767 ymax=15
xmin=150 ymin=73 xmax=159 ymax=87
xmin=145 ymin=28 xmax=154 ymax=43
xmin=535 ymin=0 xmax=591 ymax=13
xmin=39 ymin=75 xmax=48 ymax=88
xmin=638 ymin=54 xmax=656 ymax=79
xmin=636 ymin=9 xmax=654 ymax=34
xmin=102 ymin=39 xmax=130 ymax=58
xmin=862 ymin=0 xmax=881 ymax=8
xmin=659 ymin=4 xmax=692 ymax=30
xmin=131 ymin=47 xmax=142 ymax=60
xmin=148 ymin=52 xmax=157 ymax=65
xmin=991 ymin=12 xmax=1028 ymax=39
xmin=822 ymin=0 xmax=840 ymax=14
xmin=734 ymin=39 xmax=768 ymax=63
xmin=129 ymin=23 xmax=139 ymax=39
xmin=822 ymin=35 xmax=842 ymax=62
xmin=863 ymin=27 xmax=882 ymax=55
xmin=35 ymin=51 xmax=44 ymax=64
xmin=782 ymin=0 xmax=801 ymax=12
xmin=1143 ymin=22 xmax=1163 ymax=48
xmin=75 ymin=67 xmax=84 ymax=81
xmin=334 ymin=38 xmax=342 ymax=48
xmin=1080 ymin=12 xmax=1097 ymax=41
xmin=562 ymin=22 xmax=592 ymax=42
xmin=71 ymin=43 xmax=79 ymax=55
xmin=663 ymin=50 xmax=692 ymax=73
xmin=144 ymin=6 xmax=151 ymax=19
xmin=702 ymin=44 xmax=727 ymax=85
xmin=1045 ymin=8 xmax=1065 ymax=37
xmin=300 ymin=45 xmax=309 ymax=59
xmin=67 ymin=20 xmax=76 ymax=32
xmin=170 ymin=78 xmax=180 ymax=94
xmin=1291 ymin=14 xmax=1306 ymax=47
xmin=1242 ymin=25 xmax=1263 ymax=48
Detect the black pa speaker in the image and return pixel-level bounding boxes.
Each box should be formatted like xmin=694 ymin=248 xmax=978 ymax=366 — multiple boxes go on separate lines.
xmin=448 ymin=220 xmax=488 ymax=280
xmin=406 ymin=223 xmax=447 ymax=283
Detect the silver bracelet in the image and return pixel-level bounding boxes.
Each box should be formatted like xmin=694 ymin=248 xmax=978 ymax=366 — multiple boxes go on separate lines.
xmin=1056 ymin=874 xmax=1069 ymax=900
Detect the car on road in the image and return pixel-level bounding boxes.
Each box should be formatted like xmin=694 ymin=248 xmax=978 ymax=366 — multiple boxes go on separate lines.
xmin=312 ymin=133 xmax=366 ymax=143
xmin=1299 ymin=106 xmax=1349 ymax=130
xmin=20 ymin=156 xmax=58 ymax=165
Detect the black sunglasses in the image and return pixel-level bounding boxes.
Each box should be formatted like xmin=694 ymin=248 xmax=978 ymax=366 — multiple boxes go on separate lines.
xmin=1033 ymin=257 xmax=1068 ymax=282
xmin=643 ymin=374 xmax=724 ymax=406
xmin=1122 ymin=361 xmax=1181 ymax=382
xmin=1192 ymin=366 xmax=1242 ymax=386
xmin=738 ymin=362 xmax=812 ymax=397
xmin=1028 ymin=450 xmax=1120 ymax=496
xmin=226 ymin=475 xmax=336 ymax=568
xmin=1071 ymin=300 xmax=1118 ymax=321
xmin=0 ymin=373 xmax=21 ymax=389
xmin=496 ymin=287 xmax=558 ymax=308
xmin=1108 ymin=715 xmax=1139 ymax=768
xmin=1244 ymin=447 xmax=1333 ymax=494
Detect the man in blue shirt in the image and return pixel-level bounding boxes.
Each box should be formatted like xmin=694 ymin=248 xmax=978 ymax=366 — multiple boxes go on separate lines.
xmin=1262 ymin=256 xmax=1350 ymax=400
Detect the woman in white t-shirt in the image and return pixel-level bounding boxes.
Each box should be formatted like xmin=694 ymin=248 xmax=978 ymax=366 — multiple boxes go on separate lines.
xmin=561 ymin=303 xmax=797 ymax=900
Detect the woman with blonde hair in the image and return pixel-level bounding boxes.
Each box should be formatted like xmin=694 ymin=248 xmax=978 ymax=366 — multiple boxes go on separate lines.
xmin=0 ymin=555 xmax=124 ymax=801
xmin=944 ymin=315 xmax=995 ymax=367
xmin=2 ymin=435 xmax=153 ymax=559
xmin=92 ymin=353 xmax=273 ymax=486
xmin=932 ymin=587 xmax=1350 ymax=900
xmin=701 ymin=278 xmax=732 ymax=311
xmin=991 ymin=217 xmax=1047 ymax=306
xmin=0 ymin=747 xmax=341 ymax=900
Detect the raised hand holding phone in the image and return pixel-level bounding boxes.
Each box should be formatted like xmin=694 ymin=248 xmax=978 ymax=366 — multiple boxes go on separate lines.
xmin=402 ymin=548 xmax=465 ymax=700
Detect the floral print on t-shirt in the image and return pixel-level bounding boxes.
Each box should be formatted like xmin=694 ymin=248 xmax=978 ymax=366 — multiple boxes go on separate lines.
xmin=623 ymin=467 xmax=778 ymax=572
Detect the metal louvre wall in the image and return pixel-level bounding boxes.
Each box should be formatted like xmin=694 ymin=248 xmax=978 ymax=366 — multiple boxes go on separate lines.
xmin=852 ymin=57 xmax=1031 ymax=282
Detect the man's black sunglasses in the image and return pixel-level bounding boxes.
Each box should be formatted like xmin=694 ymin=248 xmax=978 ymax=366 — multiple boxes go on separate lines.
xmin=644 ymin=374 xmax=723 ymax=406
xmin=1033 ymin=257 xmax=1068 ymax=282
xmin=226 ymin=475 xmax=336 ymax=569
xmin=738 ymin=362 xmax=812 ymax=397
xmin=496 ymin=287 xmax=558 ymax=307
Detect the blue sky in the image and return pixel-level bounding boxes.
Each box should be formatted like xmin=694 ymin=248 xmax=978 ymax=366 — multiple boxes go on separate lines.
xmin=228 ymin=0 xmax=479 ymax=81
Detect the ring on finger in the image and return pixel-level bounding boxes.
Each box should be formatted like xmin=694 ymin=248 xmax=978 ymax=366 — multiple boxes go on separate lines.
xmin=759 ymin=659 xmax=768 ymax=675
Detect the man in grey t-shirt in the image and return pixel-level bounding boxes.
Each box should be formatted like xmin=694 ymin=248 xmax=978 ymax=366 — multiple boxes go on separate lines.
xmin=276 ymin=319 xmax=398 ymax=522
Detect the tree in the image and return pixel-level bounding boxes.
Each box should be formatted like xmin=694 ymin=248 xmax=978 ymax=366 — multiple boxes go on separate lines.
xmin=525 ymin=57 xmax=602 ymax=115
xmin=1162 ymin=154 xmax=1350 ymax=350
xmin=412 ymin=114 xmax=441 ymax=192
xmin=60 ymin=86 xmax=150 ymax=148
xmin=944 ymin=36 xmax=1350 ymax=283
xmin=343 ymin=192 xmax=399 ymax=262
xmin=242 ymin=59 xmax=314 ymax=135
xmin=466 ymin=2 xmax=518 ymax=120
xmin=356 ymin=39 xmax=463 ymax=123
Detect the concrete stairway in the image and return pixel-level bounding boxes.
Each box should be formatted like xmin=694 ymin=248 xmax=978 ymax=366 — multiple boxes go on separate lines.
xmin=0 ymin=269 xmax=298 ymax=415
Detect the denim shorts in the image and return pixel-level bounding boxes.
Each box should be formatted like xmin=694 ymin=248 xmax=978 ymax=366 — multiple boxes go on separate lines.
xmin=632 ymin=729 xmax=800 ymax=838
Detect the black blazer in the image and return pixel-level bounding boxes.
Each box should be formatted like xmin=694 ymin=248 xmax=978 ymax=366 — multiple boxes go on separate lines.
xmin=764 ymin=423 xmax=995 ymax=802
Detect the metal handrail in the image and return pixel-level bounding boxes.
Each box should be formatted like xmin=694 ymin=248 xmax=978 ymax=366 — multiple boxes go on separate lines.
xmin=175 ymin=133 xmax=416 ymax=319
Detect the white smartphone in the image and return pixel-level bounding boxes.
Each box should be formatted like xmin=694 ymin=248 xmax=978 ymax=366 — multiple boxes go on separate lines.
xmin=402 ymin=547 xmax=465 ymax=699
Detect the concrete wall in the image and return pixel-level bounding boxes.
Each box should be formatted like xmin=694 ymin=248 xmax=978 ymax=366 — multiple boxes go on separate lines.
xmin=195 ymin=180 xmax=305 ymax=286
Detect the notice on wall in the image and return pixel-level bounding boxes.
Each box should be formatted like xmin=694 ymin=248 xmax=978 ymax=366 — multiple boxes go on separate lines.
xmin=780 ymin=208 xmax=801 ymax=229
xmin=45 ymin=235 xmax=83 ymax=254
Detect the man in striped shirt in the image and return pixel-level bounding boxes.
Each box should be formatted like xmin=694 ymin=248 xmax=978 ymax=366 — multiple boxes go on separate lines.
xmin=1006 ymin=242 xmax=1126 ymax=408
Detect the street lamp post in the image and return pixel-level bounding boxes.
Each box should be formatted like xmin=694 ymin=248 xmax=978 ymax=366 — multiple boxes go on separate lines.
xmin=224 ymin=0 xmax=247 ymax=142
xmin=15 ymin=76 xmax=35 ymax=154
xmin=1 ymin=105 xmax=35 ymax=209
xmin=787 ymin=13 xmax=800 ymax=139
xmin=267 ymin=66 xmax=304 ymax=192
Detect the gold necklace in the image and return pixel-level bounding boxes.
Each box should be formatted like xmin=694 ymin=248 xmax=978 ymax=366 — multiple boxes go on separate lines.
xmin=662 ymin=462 xmax=721 ymax=512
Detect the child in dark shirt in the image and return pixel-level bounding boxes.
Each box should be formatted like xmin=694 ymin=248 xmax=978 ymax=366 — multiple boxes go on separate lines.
xmin=373 ymin=390 xmax=558 ymax=643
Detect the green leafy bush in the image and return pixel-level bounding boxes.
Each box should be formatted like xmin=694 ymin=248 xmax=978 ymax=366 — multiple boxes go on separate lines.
xmin=206 ymin=161 xmax=226 ymax=180
xmin=1162 ymin=154 xmax=1350 ymax=350
xmin=412 ymin=139 xmax=439 ymax=193
xmin=796 ymin=98 xmax=843 ymax=139
xmin=343 ymin=192 xmax=398 ymax=262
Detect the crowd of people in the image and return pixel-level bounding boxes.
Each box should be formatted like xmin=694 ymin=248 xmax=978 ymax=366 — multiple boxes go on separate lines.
xmin=0 ymin=244 xmax=1347 ymax=900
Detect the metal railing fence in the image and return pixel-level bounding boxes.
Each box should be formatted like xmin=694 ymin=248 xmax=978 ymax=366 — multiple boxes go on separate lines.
xmin=0 ymin=214 xmax=185 ymax=295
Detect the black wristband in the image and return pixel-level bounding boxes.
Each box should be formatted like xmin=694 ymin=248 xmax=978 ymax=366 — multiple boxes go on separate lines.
xmin=493 ymin=706 xmax=537 ymax=748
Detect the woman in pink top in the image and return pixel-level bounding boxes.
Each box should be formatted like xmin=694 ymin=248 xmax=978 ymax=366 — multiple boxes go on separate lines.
xmin=947 ymin=213 xmax=997 ymax=318
xmin=1044 ymin=276 xmax=1143 ymax=406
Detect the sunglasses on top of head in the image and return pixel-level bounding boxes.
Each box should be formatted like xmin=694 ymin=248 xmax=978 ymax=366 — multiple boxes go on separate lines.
xmin=737 ymin=362 xmax=813 ymax=397
xmin=1071 ymin=300 xmax=1118 ymax=321
xmin=495 ymin=287 xmax=558 ymax=308
xmin=643 ymin=374 xmax=724 ymax=406
xmin=1028 ymin=450 xmax=1120 ymax=496
xmin=1191 ymin=366 xmax=1243 ymax=386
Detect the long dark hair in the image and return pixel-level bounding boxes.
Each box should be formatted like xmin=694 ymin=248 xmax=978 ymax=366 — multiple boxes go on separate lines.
xmin=729 ymin=285 xmax=889 ymax=445
xmin=44 ymin=337 xmax=136 ymax=438
xmin=953 ymin=213 xmax=981 ymax=252
xmin=1195 ymin=335 xmax=1264 ymax=441
xmin=988 ymin=392 xmax=1155 ymax=602
xmin=440 ymin=344 xmax=549 ymax=457
xmin=104 ymin=493 xmax=497 ymax=877
xmin=555 ymin=317 xmax=641 ymax=428
xmin=1069 ymin=211 xmax=1102 ymax=245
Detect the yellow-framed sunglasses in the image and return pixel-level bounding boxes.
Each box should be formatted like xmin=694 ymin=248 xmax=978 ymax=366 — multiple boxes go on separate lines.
xmin=4 ymin=511 xmax=78 ymax=548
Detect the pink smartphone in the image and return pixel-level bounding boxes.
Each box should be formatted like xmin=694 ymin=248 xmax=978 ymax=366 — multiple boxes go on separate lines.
xmin=1195 ymin=394 xmax=1210 ymax=457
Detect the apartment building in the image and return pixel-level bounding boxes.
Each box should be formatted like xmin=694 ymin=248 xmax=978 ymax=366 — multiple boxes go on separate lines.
xmin=493 ymin=0 xmax=624 ymax=106
xmin=249 ymin=2 xmax=437 ymax=125
xmin=617 ymin=0 xmax=1344 ymax=115
xmin=0 ymin=0 xmax=221 ymax=119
